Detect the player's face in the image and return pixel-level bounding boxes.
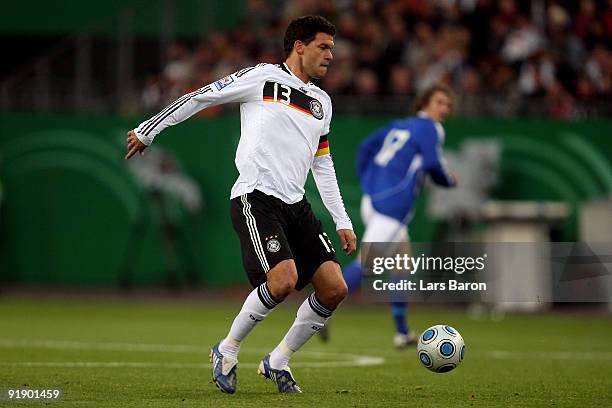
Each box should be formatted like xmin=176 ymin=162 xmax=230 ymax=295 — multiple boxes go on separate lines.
xmin=424 ymin=91 xmax=452 ymax=123
xmin=301 ymin=33 xmax=334 ymax=79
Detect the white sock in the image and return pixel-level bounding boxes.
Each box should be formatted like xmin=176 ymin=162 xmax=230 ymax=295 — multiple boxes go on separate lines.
xmin=269 ymin=293 xmax=333 ymax=370
xmin=218 ymin=282 xmax=279 ymax=359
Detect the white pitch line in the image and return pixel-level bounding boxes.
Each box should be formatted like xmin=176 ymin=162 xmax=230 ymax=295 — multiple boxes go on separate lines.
xmin=0 ymin=359 xmax=383 ymax=369
xmin=0 ymin=361 xmax=213 ymax=369
xmin=0 ymin=339 xmax=205 ymax=354
xmin=0 ymin=339 xmax=384 ymax=368
xmin=486 ymin=350 xmax=612 ymax=361
xmin=2 ymin=339 xmax=609 ymax=363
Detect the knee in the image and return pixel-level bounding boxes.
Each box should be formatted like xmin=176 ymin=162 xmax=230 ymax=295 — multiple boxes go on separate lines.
xmin=268 ymin=278 xmax=295 ymax=301
xmin=319 ymin=280 xmax=348 ymax=309
xmin=266 ymin=261 xmax=298 ymax=301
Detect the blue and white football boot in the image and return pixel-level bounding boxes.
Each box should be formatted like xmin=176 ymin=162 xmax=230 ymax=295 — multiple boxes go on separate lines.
xmin=209 ymin=342 xmax=238 ymax=394
xmin=257 ymin=354 xmax=302 ymax=393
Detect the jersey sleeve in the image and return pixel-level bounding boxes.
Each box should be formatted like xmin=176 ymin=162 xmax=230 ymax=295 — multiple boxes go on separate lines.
xmin=312 ymin=136 xmax=353 ymax=231
xmin=321 ymin=94 xmax=332 ymax=136
xmin=417 ymin=121 xmax=456 ymax=187
xmin=134 ymin=65 xmax=265 ymax=145
xmin=315 ymin=134 xmax=330 ymax=157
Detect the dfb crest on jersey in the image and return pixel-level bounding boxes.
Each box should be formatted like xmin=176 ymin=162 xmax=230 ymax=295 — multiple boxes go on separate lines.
xmin=309 ymin=100 xmax=324 ymax=120
xmin=266 ymin=239 xmax=281 ymax=253
xmin=214 ymin=75 xmax=234 ymax=91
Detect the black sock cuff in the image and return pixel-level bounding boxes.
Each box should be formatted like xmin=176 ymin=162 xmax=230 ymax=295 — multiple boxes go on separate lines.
xmin=257 ymin=282 xmax=280 ymax=309
xmin=308 ymin=293 xmax=333 ymax=318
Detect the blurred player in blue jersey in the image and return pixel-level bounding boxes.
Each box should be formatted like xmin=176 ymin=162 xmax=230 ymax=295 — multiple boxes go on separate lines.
xmin=343 ymin=84 xmax=457 ymax=349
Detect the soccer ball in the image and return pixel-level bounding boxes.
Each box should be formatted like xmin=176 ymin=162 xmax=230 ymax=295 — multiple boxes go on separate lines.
xmin=417 ymin=324 xmax=465 ymax=373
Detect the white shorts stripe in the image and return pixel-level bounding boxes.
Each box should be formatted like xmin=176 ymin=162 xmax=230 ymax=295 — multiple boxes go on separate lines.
xmin=241 ymin=195 xmax=268 ymax=272
xmin=318 ymin=234 xmax=331 ymax=253
xmin=241 ymin=194 xmax=270 ymax=272
xmin=322 ymin=232 xmax=335 ymax=252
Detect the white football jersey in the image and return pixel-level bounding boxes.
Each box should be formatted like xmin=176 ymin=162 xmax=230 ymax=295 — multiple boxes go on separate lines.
xmin=134 ymin=63 xmax=352 ymax=230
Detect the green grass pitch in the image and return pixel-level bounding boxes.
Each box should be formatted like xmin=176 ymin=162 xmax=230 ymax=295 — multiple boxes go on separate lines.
xmin=0 ymin=296 xmax=610 ymax=407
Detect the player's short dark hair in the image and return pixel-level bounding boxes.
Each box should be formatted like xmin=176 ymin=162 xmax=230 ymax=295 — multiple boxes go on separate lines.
xmin=413 ymin=84 xmax=454 ymax=113
xmin=284 ymin=15 xmax=336 ymax=57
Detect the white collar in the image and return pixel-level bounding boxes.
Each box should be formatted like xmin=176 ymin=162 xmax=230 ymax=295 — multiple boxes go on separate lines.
xmin=283 ymin=62 xmax=312 ymax=86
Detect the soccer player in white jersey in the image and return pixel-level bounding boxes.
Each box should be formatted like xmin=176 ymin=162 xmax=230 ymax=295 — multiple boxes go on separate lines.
xmin=125 ymin=16 xmax=356 ymax=394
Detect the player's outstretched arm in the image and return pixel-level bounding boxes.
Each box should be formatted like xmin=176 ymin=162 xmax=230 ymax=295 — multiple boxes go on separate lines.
xmin=127 ymin=64 xmax=264 ymax=154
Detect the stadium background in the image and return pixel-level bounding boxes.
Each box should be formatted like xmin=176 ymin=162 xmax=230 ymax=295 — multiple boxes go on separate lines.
xmin=1 ymin=0 xmax=611 ymax=286
xmin=0 ymin=1 xmax=611 ymax=407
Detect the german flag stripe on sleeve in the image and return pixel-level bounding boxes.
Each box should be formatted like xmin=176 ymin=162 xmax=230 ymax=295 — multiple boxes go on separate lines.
xmin=315 ymin=135 xmax=330 ymax=156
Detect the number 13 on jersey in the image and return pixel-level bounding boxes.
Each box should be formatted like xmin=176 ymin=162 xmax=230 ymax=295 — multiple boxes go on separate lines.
xmin=273 ymin=83 xmax=292 ymax=105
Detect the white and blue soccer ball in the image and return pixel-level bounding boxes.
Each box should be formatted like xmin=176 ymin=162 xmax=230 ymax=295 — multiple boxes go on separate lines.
xmin=417 ymin=324 xmax=465 ymax=373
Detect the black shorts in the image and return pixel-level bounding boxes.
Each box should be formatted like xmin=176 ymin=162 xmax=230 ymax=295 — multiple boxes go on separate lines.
xmin=230 ymin=189 xmax=339 ymax=290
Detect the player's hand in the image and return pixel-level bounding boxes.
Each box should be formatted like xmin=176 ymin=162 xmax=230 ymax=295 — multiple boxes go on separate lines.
xmin=337 ymin=229 xmax=357 ymax=256
xmin=125 ymin=130 xmax=147 ymax=159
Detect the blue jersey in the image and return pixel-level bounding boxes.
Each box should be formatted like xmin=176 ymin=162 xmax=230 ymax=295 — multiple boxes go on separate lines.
xmin=356 ymin=114 xmax=455 ymax=221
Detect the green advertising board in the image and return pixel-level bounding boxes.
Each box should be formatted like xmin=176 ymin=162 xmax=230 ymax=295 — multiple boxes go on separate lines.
xmin=1 ymin=113 xmax=611 ymax=286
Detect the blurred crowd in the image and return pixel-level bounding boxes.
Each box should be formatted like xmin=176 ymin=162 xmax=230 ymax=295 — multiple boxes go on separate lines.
xmin=141 ymin=0 xmax=612 ymax=119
